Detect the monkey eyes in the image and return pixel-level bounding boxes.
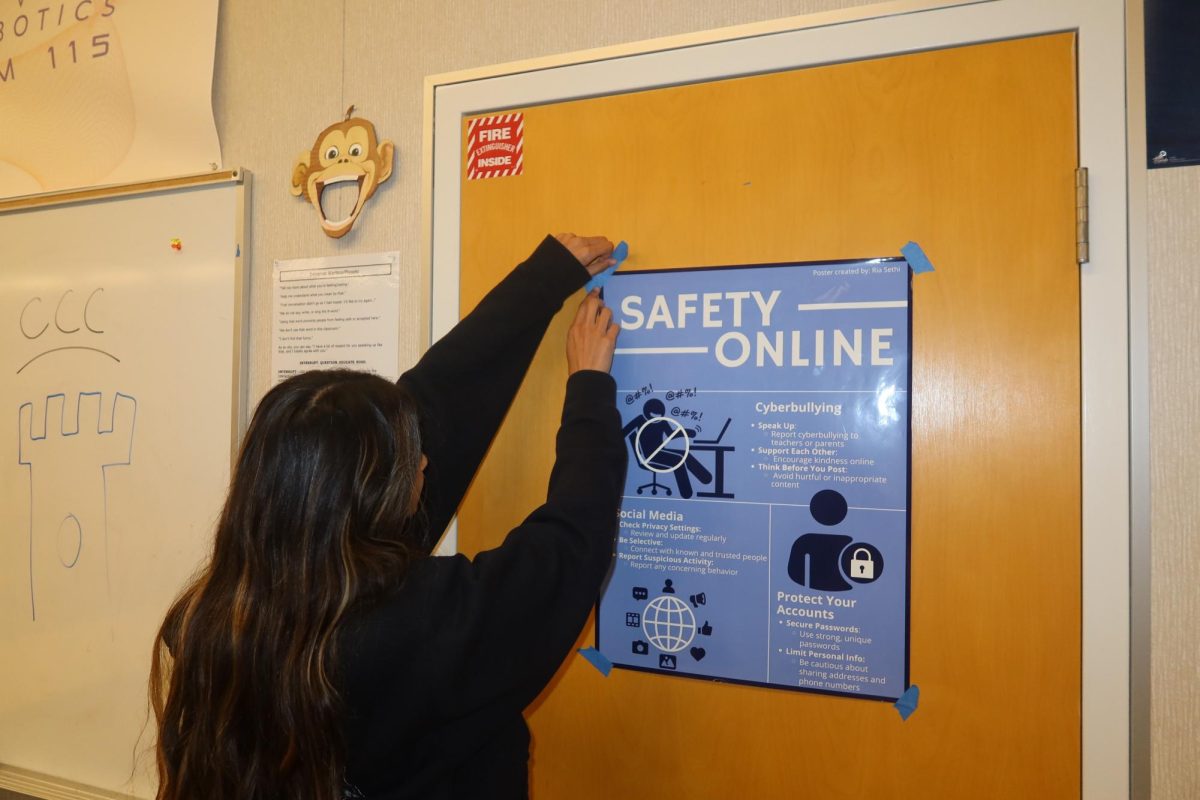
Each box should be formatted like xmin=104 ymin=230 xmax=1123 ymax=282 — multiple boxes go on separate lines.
xmin=321 ymin=142 xmax=364 ymax=162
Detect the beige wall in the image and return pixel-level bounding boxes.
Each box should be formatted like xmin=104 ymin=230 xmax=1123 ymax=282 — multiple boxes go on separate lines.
xmin=1148 ymin=167 xmax=1200 ymax=800
xmin=212 ymin=1 xmax=1196 ymax=798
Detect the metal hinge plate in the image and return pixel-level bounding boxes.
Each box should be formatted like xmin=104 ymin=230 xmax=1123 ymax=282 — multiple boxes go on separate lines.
xmin=1076 ymin=167 xmax=1089 ymax=264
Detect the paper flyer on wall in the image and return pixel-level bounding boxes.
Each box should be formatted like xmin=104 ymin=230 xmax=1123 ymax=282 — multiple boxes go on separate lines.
xmin=271 ymin=252 xmax=401 ymax=385
xmin=596 ymin=257 xmax=911 ymax=701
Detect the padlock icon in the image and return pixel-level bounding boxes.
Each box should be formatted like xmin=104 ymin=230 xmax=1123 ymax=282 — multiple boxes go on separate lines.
xmin=849 ymin=547 xmax=875 ymax=580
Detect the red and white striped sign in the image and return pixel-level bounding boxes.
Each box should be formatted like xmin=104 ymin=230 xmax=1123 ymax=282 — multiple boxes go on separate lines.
xmin=466 ymin=113 xmax=524 ymax=180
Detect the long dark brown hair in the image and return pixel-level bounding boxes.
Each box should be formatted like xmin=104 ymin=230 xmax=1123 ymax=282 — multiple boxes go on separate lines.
xmin=150 ymin=370 xmax=423 ymax=800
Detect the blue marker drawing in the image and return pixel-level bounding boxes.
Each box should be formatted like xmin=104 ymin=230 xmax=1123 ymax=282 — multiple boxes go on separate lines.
xmin=18 ymin=391 xmax=137 ymax=621
xmin=57 ymin=513 xmax=83 ymax=568
xmin=17 ymin=289 xmax=119 ymax=373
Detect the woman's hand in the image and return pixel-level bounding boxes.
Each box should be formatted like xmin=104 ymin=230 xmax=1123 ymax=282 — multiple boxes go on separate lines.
xmin=567 ymin=289 xmax=620 ymax=374
xmin=555 ymin=233 xmax=616 ymax=276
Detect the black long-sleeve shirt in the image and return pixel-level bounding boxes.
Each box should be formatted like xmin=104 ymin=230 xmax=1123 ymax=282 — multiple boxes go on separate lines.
xmin=337 ymin=237 xmax=627 ymax=799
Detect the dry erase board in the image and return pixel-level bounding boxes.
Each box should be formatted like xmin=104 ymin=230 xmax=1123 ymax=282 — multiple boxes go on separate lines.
xmin=0 ymin=173 xmax=248 ymax=799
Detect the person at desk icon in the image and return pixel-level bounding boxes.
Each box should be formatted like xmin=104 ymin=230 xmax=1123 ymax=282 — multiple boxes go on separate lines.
xmin=622 ymin=398 xmax=713 ymax=499
xmin=691 ymin=416 xmax=734 ymax=499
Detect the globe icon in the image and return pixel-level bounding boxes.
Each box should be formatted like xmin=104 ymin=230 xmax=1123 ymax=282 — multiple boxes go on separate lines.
xmin=642 ymin=595 xmax=696 ymax=653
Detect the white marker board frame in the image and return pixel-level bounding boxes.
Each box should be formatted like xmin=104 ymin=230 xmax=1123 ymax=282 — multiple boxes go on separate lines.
xmin=0 ymin=170 xmax=250 ymax=800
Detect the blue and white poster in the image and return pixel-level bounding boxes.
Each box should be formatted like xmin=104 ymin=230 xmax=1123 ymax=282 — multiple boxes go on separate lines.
xmin=596 ymin=258 xmax=911 ymax=701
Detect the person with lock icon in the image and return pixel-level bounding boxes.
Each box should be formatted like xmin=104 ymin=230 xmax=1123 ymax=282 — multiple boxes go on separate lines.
xmin=787 ymin=490 xmax=884 ymax=590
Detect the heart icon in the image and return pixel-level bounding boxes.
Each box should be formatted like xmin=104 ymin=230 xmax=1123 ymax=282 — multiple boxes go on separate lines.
xmin=690 ymin=647 xmax=706 ymax=661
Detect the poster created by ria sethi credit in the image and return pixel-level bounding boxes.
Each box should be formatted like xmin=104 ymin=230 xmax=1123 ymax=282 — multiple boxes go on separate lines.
xmin=596 ymin=257 xmax=911 ymax=701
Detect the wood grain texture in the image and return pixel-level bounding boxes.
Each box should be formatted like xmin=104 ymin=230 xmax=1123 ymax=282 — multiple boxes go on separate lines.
xmin=459 ymin=34 xmax=1080 ymax=799
xmin=1147 ymin=166 xmax=1200 ymax=800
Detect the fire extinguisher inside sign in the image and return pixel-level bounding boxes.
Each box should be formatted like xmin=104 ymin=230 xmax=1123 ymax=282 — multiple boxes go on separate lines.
xmin=467 ymin=114 xmax=524 ymax=180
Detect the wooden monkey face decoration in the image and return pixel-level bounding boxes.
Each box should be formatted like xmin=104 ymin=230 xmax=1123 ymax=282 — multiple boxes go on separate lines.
xmin=291 ymin=117 xmax=394 ymax=238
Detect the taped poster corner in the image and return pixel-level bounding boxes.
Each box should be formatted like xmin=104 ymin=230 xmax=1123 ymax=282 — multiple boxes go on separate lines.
xmin=900 ymin=242 xmax=935 ymax=275
xmin=585 ymin=240 xmax=629 ymax=292
xmin=894 ymin=684 xmax=920 ymax=721
xmin=578 ymin=647 xmax=614 ymax=677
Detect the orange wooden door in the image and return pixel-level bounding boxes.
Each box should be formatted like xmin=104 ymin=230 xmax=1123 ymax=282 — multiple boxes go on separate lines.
xmin=458 ymin=33 xmax=1079 ymax=799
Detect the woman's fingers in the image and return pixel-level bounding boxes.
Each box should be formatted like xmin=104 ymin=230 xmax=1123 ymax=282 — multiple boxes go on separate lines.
xmin=558 ymin=236 xmax=621 ymax=373
xmin=555 ymin=233 xmax=615 ymax=275
xmin=575 ymin=288 xmax=602 ymax=323
xmin=567 ymin=290 xmax=620 ymax=374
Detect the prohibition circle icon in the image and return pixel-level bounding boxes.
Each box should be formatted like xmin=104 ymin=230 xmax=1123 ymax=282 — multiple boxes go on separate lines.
xmin=634 ymin=416 xmax=690 ymax=474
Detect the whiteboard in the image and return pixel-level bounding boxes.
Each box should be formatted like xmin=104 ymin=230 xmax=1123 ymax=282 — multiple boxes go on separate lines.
xmin=0 ymin=174 xmax=248 ymax=799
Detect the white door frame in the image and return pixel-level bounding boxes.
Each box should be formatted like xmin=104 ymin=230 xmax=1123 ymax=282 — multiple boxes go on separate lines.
xmin=421 ymin=2 xmax=1148 ymax=797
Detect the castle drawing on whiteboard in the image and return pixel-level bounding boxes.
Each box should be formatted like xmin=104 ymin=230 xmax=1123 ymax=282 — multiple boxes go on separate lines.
xmin=17 ymin=393 xmax=137 ymax=622
xmin=15 ymin=288 xmax=137 ymax=621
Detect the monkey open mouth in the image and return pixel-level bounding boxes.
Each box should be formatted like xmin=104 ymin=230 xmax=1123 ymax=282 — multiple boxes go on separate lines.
xmin=317 ymin=174 xmax=366 ymax=226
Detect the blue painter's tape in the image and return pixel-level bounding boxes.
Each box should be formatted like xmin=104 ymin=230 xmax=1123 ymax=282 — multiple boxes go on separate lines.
xmin=894 ymin=684 xmax=920 ymax=721
xmin=901 ymin=241 xmax=935 ymax=274
xmin=585 ymin=240 xmax=629 ymax=291
xmin=577 ymin=647 xmax=613 ymax=677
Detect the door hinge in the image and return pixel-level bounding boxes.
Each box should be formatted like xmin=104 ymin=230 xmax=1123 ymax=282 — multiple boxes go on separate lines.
xmin=1076 ymin=167 xmax=1089 ymax=265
